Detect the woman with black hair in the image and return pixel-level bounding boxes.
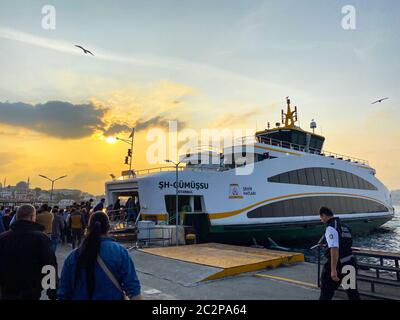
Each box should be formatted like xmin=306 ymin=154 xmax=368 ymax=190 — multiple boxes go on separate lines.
xmin=57 ymin=211 xmax=142 ymax=300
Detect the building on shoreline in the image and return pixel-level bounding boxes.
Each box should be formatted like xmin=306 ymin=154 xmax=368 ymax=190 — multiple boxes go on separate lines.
xmin=0 ymin=179 xmax=102 ymax=207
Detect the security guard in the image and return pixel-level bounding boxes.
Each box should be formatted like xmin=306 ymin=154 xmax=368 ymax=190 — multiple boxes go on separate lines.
xmin=319 ymin=206 xmax=360 ymax=300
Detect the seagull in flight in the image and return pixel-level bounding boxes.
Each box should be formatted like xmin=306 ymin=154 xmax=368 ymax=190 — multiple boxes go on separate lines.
xmin=75 ymin=45 xmax=95 ymax=56
xmin=371 ymin=97 xmax=389 ymax=104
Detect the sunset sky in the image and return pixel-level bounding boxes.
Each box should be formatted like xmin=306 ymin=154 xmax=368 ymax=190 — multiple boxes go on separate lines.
xmin=0 ymin=0 xmax=399 ymax=194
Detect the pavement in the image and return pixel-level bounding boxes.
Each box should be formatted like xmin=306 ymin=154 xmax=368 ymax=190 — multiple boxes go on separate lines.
xmin=46 ymin=243 xmax=321 ymax=300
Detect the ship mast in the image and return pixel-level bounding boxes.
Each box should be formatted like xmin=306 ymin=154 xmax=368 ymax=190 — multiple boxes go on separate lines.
xmin=281 ymin=96 xmax=298 ymax=128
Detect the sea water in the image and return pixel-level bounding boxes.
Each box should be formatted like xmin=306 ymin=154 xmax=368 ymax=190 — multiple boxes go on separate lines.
xmin=297 ymin=206 xmax=400 ymax=262
xmin=352 ymin=206 xmax=400 ymax=252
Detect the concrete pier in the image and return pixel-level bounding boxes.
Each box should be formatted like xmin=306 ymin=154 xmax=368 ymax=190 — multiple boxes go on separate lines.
xmin=140 ymin=243 xmax=304 ymax=281
xmin=50 ymin=243 xmax=399 ymax=300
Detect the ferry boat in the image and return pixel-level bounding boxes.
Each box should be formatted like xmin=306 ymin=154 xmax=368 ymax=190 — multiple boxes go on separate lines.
xmin=105 ymin=98 xmax=394 ymax=243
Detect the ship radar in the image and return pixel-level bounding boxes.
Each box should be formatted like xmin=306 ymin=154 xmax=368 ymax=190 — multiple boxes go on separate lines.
xmin=310 ymin=119 xmax=317 ymax=133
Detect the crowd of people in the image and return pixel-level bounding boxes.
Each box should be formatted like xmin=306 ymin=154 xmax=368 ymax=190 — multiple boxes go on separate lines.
xmin=105 ymin=197 xmax=141 ymax=223
xmin=0 ymin=199 xmax=142 ymax=300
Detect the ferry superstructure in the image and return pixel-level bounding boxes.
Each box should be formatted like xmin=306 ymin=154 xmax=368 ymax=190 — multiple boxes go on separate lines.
xmin=105 ymin=98 xmax=394 ymax=243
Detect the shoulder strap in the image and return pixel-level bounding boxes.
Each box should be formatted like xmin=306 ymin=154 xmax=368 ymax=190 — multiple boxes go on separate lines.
xmin=97 ymin=256 xmax=123 ymax=293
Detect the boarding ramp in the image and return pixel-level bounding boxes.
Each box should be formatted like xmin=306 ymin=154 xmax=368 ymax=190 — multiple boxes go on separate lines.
xmin=140 ymin=243 xmax=304 ymax=281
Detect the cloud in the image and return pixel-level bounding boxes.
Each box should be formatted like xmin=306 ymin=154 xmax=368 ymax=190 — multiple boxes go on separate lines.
xmin=102 ymin=116 xmax=185 ymax=137
xmin=102 ymin=123 xmax=131 ymax=136
xmin=211 ymin=108 xmax=261 ymax=128
xmin=0 ymin=101 xmax=107 ymax=139
xmin=0 ymin=152 xmax=20 ymax=169
xmin=135 ymin=116 xmax=172 ymax=131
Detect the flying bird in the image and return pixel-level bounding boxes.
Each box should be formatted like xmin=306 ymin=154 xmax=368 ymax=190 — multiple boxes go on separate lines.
xmin=371 ymin=97 xmax=389 ymax=104
xmin=75 ymin=45 xmax=94 ymax=56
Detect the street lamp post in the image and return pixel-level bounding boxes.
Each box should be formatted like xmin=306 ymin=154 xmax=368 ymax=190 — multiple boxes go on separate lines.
xmin=117 ymin=128 xmax=135 ymax=174
xmin=38 ymin=174 xmax=67 ymax=205
xmin=165 ymin=159 xmax=183 ymax=246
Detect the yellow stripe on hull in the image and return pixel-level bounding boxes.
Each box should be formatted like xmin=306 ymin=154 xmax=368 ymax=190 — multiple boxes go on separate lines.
xmin=208 ymin=192 xmax=388 ymax=220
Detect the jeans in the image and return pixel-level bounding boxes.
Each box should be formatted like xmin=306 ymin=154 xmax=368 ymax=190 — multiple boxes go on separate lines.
xmin=71 ymin=229 xmax=83 ymax=249
xmin=51 ymin=236 xmax=60 ymax=252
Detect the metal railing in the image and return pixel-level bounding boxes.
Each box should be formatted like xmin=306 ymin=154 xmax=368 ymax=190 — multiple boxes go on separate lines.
xmin=312 ymin=244 xmax=400 ymax=299
xmin=234 ymin=135 xmax=369 ymax=166
xmin=119 ymin=164 xmax=224 ymax=179
xmin=119 ymin=166 xmax=185 ymax=180
xmin=136 ymin=226 xmax=173 ymax=248
xmin=115 ymin=133 xmax=370 ymax=180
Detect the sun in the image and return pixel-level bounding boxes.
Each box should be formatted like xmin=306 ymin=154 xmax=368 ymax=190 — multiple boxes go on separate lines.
xmin=105 ymin=136 xmax=117 ymax=144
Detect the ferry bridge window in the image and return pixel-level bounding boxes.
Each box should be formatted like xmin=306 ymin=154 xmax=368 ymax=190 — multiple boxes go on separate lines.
xmin=267 ymin=167 xmax=377 ymax=190
xmin=247 ymin=196 xmax=388 ymax=218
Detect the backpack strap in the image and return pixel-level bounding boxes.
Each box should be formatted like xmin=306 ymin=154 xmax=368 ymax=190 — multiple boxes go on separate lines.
xmin=97 ymin=256 xmax=123 ymax=293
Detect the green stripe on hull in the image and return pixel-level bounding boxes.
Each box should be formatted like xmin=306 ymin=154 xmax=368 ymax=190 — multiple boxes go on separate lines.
xmin=207 ymin=217 xmax=392 ymax=244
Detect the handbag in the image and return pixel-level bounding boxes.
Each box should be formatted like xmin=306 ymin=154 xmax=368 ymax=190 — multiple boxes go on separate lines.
xmin=97 ymin=256 xmax=129 ymax=300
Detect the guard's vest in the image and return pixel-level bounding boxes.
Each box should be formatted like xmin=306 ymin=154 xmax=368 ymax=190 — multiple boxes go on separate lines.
xmin=324 ymin=217 xmax=354 ymax=264
xmin=70 ymin=213 xmax=83 ymax=229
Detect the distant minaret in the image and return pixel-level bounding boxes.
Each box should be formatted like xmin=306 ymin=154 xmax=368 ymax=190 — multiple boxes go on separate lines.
xmin=27 ymin=177 xmax=30 ymax=189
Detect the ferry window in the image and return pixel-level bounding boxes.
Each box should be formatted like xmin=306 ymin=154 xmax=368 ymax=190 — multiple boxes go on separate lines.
xmin=301 ymin=197 xmax=312 ymax=215
xmin=313 ymin=168 xmax=323 ymax=186
xmin=247 ymin=196 xmax=388 ymax=218
xmin=282 ymin=198 xmax=293 ymax=216
xmin=353 ymin=198 xmax=363 ymax=213
xmin=309 ymin=197 xmax=321 ymax=214
xmin=298 ymin=169 xmax=308 ymax=185
xmin=335 ymin=197 xmax=343 ymax=213
xmin=279 ymin=172 xmax=290 ymax=183
xmin=327 ymin=169 xmax=336 ymax=187
xmin=320 ymin=168 xmax=329 ymax=187
xmin=329 ymin=197 xmax=338 ymax=213
xmin=372 ymin=201 xmax=380 ymax=212
xmin=359 ymin=178 xmax=367 ymax=190
xmin=289 ymin=170 xmax=299 ymax=184
xmin=250 ymin=207 xmax=260 ymax=218
xmin=347 ymin=173 xmax=355 ymax=189
xmin=350 ymin=174 xmax=359 ymax=189
xmin=344 ymin=197 xmax=354 ymax=213
xmin=305 ymin=168 xmax=316 ymax=185
xmin=267 ymin=168 xmax=377 ymax=190
xmin=366 ymin=181 xmax=375 ymax=190
xmin=359 ymin=198 xmax=368 ymax=213
xmin=377 ymin=203 xmax=387 ymax=212
xmin=324 ymin=197 xmax=335 ymax=213
xmin=367 ymin=200 xmax=376 ymax=213
xmin=366 ymin=201 xmax=374 ymax=213
xmin=268 ymin=202 xmax=279 ymax=217
xmin=277 ymin=201 xmax=287 ymax=217
xmin=335 ymin=170 xmax=343 ymax=188
xmin=268 ymin=175 xmax=279 ymax=183
xmin=361 ymin=199 xmax=369 ymax=212
xmin=341 ymin=171 xmax=349 ymax=188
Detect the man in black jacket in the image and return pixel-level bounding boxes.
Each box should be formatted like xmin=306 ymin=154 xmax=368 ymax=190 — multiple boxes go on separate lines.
xmin=0 ymin=204 xmax=58 ymax=300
